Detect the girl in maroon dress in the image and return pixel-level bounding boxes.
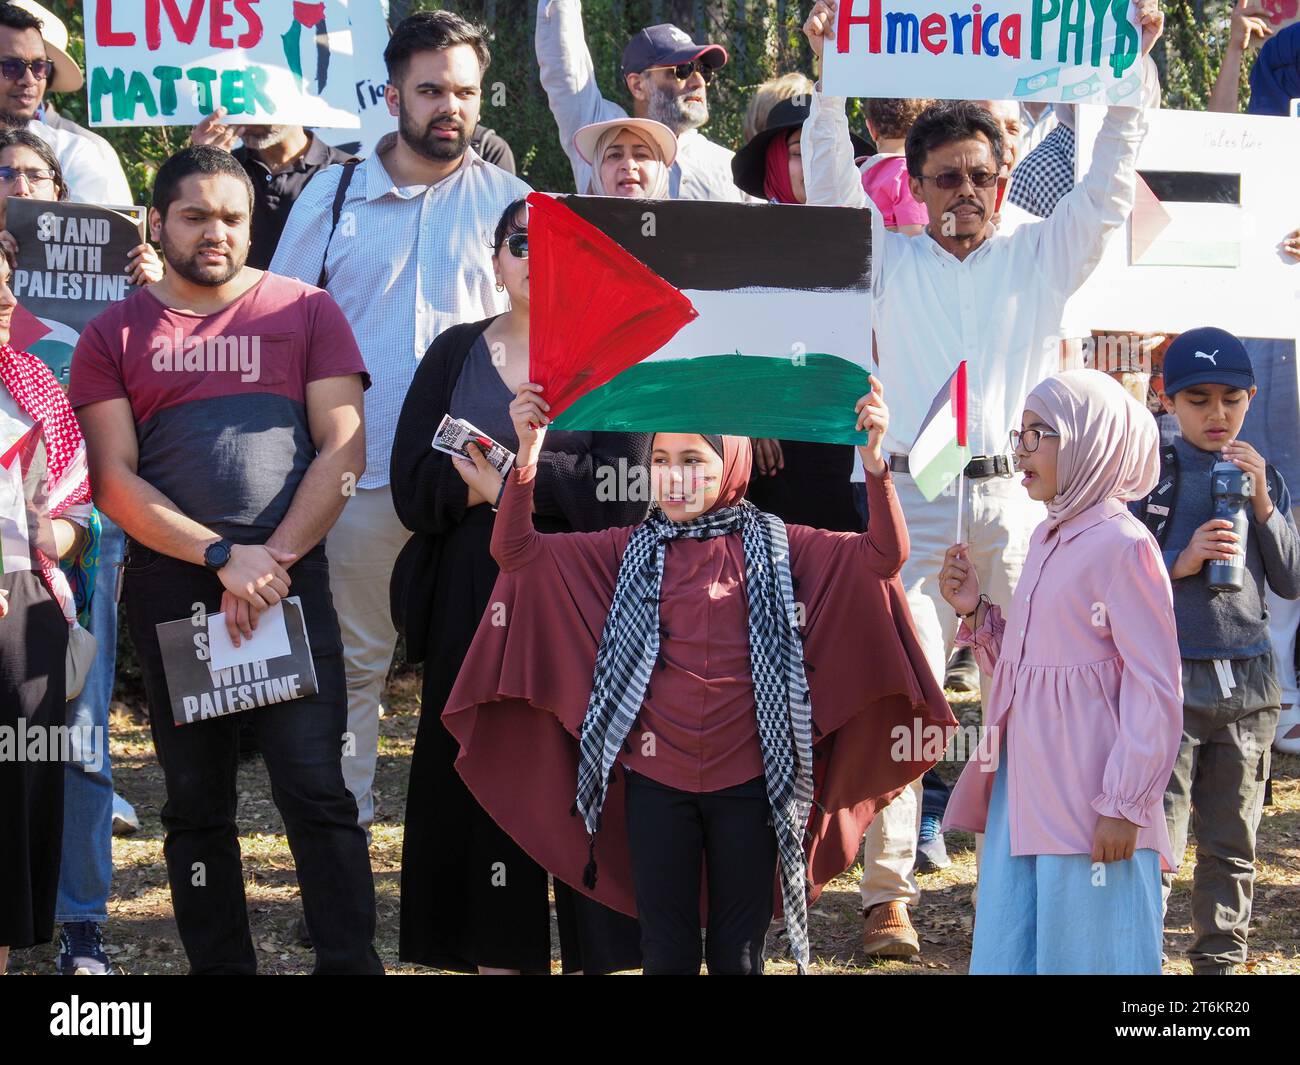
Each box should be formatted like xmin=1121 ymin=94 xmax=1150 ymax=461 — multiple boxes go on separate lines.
xmin=443 ymin=378 xmax=955 ymax=973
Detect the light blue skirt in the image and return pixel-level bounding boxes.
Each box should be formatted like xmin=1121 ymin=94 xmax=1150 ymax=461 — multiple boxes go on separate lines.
xmin=969 ymin=746 xmax=1164 ymax=975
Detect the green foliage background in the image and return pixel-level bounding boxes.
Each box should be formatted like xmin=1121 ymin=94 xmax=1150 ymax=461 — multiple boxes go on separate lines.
xmin=45 ymin=0 xmax=1257 ymax=206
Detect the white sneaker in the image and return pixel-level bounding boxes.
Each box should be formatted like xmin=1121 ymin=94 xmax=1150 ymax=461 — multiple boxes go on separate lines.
xmin=1274 ymin=704 xmax=1300 ymax=755
xmin=111 ymin=792 xmax=140 ymax=836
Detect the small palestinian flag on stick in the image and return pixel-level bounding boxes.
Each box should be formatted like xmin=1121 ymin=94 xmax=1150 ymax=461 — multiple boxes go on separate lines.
xmin=909 ymin=361 xmax=970 ymax=503
xmin=527 ymin=193 xmax=873 ymax=444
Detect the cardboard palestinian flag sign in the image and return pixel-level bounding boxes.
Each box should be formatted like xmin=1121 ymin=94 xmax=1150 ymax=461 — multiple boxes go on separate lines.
xmin=528 ymin=193 xmax=873 ymax=444
xmin=0 ymin=424 xmax=57 ymax=577
xmin=1130 ymin=170 xmax=1242 ymax=269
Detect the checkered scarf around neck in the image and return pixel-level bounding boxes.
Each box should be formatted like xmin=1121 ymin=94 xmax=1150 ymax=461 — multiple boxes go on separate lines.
xmin=575 ymin=441 xmax=816 ymax=972
xmin=0 ymin=343 xmax=91 ymax=624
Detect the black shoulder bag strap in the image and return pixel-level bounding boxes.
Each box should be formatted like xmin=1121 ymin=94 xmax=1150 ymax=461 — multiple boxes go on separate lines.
xmin=317 ymin=157 xmax=361 ymax=289
xmin=1138 ymin=443 xmax=1179 ymax=547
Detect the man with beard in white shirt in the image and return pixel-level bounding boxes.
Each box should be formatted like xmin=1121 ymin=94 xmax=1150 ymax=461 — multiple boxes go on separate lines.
xmin=536 ymin=2 xmax=745 ymax=201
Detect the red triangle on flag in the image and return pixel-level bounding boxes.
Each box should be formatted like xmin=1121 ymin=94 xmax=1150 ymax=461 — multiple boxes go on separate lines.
xmin=9 ymin=303 xmax=50 ymax=351
xmin=1130 ymin=174 xmax=1173 ymax=264
xmin=527 ymin=192 xmax=698 ymax=418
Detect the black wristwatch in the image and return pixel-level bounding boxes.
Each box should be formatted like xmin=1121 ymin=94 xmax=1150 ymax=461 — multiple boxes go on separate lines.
xmin=203 ymin=538 xmax=235 ymax=571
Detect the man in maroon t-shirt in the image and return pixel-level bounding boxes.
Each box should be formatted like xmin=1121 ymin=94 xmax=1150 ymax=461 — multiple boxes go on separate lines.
xmin=70 ymin=145 xmax=382 ymax=975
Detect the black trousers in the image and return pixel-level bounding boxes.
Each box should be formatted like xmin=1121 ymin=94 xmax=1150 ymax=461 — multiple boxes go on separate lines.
xmin=124 ymin=542 xmax=382 ymax=975
xmin=623 ymin=770 xmax=777 ymax=975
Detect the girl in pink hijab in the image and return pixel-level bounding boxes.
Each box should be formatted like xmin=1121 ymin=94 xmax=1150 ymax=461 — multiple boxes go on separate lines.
xmin=938 ymin=369 xmax=1183 ymax=974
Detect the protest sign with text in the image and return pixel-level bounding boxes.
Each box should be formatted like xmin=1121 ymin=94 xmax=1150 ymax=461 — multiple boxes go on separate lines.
xmin=1063 ymin=105 xmax=1300 ymax=337
xmin=821 ymin=0 xmax=1146 ymax=104
xmin=83 ymin=0 xmax=364 ymax=128
xmin=8 ymin=198 xmax=144 ymax=384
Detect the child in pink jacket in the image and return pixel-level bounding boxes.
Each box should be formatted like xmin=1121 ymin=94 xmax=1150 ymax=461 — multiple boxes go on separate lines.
xmin=939 ymin=369 xmax=1183 ymax=974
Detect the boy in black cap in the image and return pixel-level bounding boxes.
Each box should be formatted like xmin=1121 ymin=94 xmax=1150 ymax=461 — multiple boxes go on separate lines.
xmin=536 ymin=1 xmax=745 ymax=201
xmin=1133 ymin=325 xmax=1300 ymax=973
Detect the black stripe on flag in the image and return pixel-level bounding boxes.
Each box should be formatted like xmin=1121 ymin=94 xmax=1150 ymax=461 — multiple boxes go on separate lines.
xmin=1137 ymin=171 xmax=1241 ymax=205
xmin=555 ymin=196 xmax=871 ymax=292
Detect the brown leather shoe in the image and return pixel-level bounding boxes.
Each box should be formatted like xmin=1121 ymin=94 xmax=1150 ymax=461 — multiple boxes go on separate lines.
xmin=861 ymin=901 xmax=920 ymax=957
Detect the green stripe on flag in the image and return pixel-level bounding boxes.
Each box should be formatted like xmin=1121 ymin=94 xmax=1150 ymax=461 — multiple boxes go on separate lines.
xmin=552 ymin=352 xmax=870 ymax=445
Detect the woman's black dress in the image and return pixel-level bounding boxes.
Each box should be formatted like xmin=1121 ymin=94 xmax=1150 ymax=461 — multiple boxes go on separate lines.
xmin=393 ymin=321 xmax=650 ymax=973
xmin=0 ymin=571 xmax=68 ymax=949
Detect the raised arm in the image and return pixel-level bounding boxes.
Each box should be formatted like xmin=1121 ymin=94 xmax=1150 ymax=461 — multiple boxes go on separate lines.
xmin=536 ymin=0 xmax=627 ymax=191
xmin=1030 ymin=0 xmax=1165 ymax=291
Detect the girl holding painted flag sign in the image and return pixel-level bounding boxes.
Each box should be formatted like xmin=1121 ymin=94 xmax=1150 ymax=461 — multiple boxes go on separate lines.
xmin=439 ymin=376 xmax=954 ymax=974
xmin=938 ymin=370 xmax=1181 ymax=974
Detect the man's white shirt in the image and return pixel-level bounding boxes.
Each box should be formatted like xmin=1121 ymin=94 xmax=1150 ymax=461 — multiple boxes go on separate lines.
xmin=27 ymin=119 xmax=132 ymax=205
xmin=801 ymin=90 xmax=1147 ymax=459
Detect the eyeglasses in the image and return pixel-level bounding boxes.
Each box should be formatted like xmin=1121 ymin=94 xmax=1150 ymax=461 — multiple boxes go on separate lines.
xmin=0 ymin=57 xmax=54 ymax=82
xmin=504 ymin=233 xmax=528 ymax=259
xmin=916 ymin=169 xmax=999 ymax=190
xmin=1009 ymin=428 xmax=1061 ymax=453
xmin=644 ymin=60 xmax=715 ymax=84
xmin=0 ymin=166 xmax=56 ymax=186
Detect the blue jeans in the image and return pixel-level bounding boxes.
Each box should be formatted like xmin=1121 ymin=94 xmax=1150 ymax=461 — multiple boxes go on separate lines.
xmin=55 ymin=515 xmax=124 ymax=924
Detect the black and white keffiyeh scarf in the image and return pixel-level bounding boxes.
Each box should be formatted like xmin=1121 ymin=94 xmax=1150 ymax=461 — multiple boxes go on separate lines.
xmin=575 ymin=499 xmax=816 ymax=972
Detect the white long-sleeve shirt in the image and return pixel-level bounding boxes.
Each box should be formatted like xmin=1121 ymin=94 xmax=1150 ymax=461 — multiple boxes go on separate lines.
xmin=28 ymin=119 xmax=131 ymax=206
xmin=535 ymin=0 xmax=745 ymax=201
xmin=802 ymin=91 xmax=1147 ymax=459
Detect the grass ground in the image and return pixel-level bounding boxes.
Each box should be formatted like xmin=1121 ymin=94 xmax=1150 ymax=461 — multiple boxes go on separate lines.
xmin=9 ymin=678 xmax=1299 ymax=974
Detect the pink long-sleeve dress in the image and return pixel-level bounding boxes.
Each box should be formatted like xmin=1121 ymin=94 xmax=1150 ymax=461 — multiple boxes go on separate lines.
xmin=943 ymin=497 xmax=1183 ymax=871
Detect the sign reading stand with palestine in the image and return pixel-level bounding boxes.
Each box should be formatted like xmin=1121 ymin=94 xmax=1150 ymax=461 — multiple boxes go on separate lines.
xmin=821 ymin=0 xmax=1146 ymax=105
xmin=83 ymin=0 xmax=364 ymax=128
xmin=156 ymin=597 xmax=317 ymax=726
xmin=8 ymin=198 xmax=145 ymax=385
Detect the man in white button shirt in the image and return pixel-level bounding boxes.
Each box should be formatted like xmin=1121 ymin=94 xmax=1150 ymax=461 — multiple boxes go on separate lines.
xmin=272 ymin=10 xmax=529 ymax=835
xmin=536 ymin=1 xmax=745 ymax=201
xmin=801 ymin=0 xmax=1164 ymax=956
xmin=0 ymin=1 xmax=129 ymax=205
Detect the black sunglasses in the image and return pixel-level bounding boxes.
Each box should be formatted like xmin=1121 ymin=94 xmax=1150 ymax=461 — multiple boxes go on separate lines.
xmin=0 ymin=57 xmax=54 ymax=82
xmin=917 ymin=169 xmax=999 ymax=190
xmin=646 ymin=60 xmax=715 ymax=84
xmin=504 ymin=233 xmax=528 ymax=259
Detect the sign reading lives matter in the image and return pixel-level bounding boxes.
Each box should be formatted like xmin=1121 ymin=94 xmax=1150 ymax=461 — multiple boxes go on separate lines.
xmin=83 ymin=0 xmax=365 ymax=128
xmin=156 ymin=597 xmax=318 ymax=726
xmin=8 ymin=198 xmax=144 ymax=341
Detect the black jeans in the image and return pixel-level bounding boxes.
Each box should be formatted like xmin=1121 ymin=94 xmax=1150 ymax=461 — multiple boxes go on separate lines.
xmin=623 ymin=770 xmax=777 ymax=975
xmin=124 ymin=541 xmax=382 ymax=974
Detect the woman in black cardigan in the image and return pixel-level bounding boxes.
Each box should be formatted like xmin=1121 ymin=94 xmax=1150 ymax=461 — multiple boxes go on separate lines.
xmin=392 ymin=200 xmax=650 ymax=974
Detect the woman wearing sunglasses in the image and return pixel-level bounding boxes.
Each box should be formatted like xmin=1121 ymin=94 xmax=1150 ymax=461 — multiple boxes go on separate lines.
xmin=0 ymin=130 xmax=161 ymax=287
xmin=392 ymin=199 xmax=652 ymax=975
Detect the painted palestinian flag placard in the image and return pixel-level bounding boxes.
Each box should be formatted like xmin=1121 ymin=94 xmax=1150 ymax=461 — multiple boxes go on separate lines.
xmin=1064 ymin=108 xmax=1300 ymax=337
xmin=527 ymin=193 xmax=873 ymax=444
xmin=1130 ymin=170 xmax=1242 ymax=269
